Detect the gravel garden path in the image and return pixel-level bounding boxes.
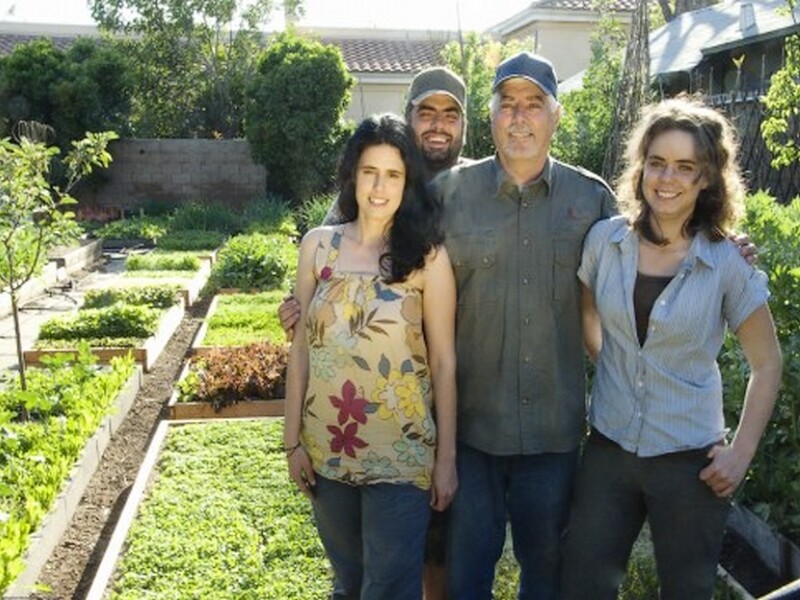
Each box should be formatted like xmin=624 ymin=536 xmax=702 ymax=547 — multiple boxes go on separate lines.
xmin=31 ymin=295 xmax=210 ymax=600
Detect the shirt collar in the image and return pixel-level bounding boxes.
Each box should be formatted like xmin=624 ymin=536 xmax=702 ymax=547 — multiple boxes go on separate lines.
xmin=613 ymin=222 xmax=717 ymax=270
xmin=493 ymin=154 xmax=553 ymax=197
xmin=688 ymin=233 xmax=716 ymax=269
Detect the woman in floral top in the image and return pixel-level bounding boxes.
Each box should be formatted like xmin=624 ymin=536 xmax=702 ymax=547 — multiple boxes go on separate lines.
xmin=284 ymin=113 xmax=457 ymax=600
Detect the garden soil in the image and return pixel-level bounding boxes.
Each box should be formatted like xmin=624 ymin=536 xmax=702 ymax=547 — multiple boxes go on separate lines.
xmin=30 ymin=296 xmax=210 ymax=600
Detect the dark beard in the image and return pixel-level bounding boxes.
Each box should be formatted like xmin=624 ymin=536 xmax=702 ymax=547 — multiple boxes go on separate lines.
xmin=423 ymin=149 xmax=460 ymax=178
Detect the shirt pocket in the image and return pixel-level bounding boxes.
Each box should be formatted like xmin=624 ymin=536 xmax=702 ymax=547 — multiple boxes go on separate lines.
xmin=447 ymin=232 xmax=498 ymax=305
xmin=553 ymin=235 xmax=583 ymax=301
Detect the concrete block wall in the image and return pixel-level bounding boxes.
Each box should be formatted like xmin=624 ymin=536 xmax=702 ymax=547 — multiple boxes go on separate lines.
xmin=77 ymin=139 xmax=268 ymax=211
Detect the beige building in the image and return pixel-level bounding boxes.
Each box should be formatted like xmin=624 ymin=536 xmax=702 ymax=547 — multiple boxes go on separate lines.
xmin=310 ymin=27 xmax=458 ymax=122
xmin=488 ymin=0 xmax=636 ymax=81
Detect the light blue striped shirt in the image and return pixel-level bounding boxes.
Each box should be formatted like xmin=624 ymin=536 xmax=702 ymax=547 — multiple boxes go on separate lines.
xmin=578 ymin=216 xmax=769 ymax=457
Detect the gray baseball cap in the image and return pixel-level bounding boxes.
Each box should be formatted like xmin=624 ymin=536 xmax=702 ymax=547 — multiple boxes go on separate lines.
xmin=407 ymin=67 xmax=466 ymax=112
xmin=493 ymin=52 xmax=558 ymax=99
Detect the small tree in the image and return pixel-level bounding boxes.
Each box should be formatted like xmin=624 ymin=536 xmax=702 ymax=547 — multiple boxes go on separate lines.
xmin=91 ymin=0 xmax=301 ymax=138
xmin=0 ymin=124 xmax=117 ymax=396
xmin=245 ymin=31 xmax=353 ymax=204
xmin=761 ymin=32 xmax=800 ymax=170
xmin=441 ymin=33 xmax=525 ymax=159
xmin=551 ymin=7 xmax=627 ymax=175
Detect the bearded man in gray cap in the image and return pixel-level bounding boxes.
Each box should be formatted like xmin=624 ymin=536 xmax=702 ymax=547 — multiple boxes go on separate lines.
xmin=432 ymin=51 xmax=617 ymax=600
xmin=404 ymin=66 xmax=469 ymax=177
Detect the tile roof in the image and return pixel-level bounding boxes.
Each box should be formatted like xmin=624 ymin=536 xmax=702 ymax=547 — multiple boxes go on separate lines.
xmin=319 ymin=36 xmax=450 ymax=74
xmin=0 ymin=32 xmax=76 ymax=55
xmin=529 ymin=0 xmax=637 ymax=9
xmin=0 ymin=29 xmax=448 ymax=75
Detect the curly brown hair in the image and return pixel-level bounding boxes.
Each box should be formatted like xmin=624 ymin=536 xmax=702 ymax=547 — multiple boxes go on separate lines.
xmin=616 ymin=96 xmax=746 ymax=244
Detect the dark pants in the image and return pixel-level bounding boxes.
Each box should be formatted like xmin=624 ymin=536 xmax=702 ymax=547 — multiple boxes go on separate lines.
xmin=560 ymin=431 xmax=731 ymax=600
xmin=446 ymin=442 xmax=578 ymax=600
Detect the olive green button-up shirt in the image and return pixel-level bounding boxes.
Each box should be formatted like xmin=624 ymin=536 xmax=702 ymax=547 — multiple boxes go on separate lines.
xmin=432 ymin=156 xmax=617 ymax=455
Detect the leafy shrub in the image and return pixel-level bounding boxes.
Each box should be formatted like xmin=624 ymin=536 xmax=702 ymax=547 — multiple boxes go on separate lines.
xmin=178 ymin=342 xmax=288 ymax=411
xmin=0 ymin=37 xmax=132 ymax=154
xmin=169 ymin=200 xmax=242 ymax=234
xmin=83 ymin=285 xmax=181 ymax=309
xmin=245 ymin=31 xmax=354 ymax=204
xmin=38 ymin=304 xmax=162 ymax=341
xmin=136 ymin=198 xmax=181 ymax=217
xmin=720 ymin=191 xmax=800 ymax=544
xmin=94 ymin=215 xmax=169 ymax=243
xmin=206 ymin=233 xmax=296 ymax=292
xmin=126 ymin=252 xmax=202 ymax=272
xmin=242 ymin=194 xmax=298 ymax=237
xmin=297 ymin=193 xmax=336 ymax=234
xmin=0 ymin=348 xmax=135 ymax=594
xmin=122 ymin=270 xmax=196 ymax=280
xmin=156 ymin=229 xmax=226 ymax=251
xmin=201 ymin=291 xmax=286 ymax=347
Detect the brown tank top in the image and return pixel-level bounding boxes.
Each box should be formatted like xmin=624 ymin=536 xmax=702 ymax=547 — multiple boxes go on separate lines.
xmin=634 ymin=272 xmax=673 ymax=346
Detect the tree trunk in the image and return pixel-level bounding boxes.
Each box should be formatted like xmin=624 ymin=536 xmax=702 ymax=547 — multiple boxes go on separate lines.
xmin=661 ymin=0 xmax=719 ymax=21
xmin=676 ymin=0 xmax=718 ymax=14
xmin=10 ymin=289 xmax=30 ymax=420
xmin=602 ymin=1 xmax=650 ymax=182
xmin=657 ymin=0 xmax=674 ymax=22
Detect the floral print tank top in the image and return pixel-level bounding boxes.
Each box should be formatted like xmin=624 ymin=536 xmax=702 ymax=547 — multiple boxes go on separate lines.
xmin=300 ymin=227 xmax=435 ymax=489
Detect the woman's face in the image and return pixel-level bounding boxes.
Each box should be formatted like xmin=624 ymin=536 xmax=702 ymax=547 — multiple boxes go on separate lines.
xmin=642 ymin=129 xmax=708 ymax=228
xmin=354 ymin=143 xmax=406 ymax=225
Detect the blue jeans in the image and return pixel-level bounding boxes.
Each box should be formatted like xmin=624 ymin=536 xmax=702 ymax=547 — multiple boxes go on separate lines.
xmin=560 ymin=430 xmax=731 ymax=600
xmin=446 ymin=443 xmax=578 ymax=600
xmin=312 ymin=475 xmax=431 ymax=600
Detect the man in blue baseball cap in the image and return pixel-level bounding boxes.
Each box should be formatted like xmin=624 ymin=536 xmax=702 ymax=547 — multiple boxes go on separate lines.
xmin=433 ymin=51 xmax=617 ymax=600
xmin=437 ymin=49 xmax=756 ymax=600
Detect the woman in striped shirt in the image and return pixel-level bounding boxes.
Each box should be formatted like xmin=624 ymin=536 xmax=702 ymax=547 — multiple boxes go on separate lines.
xmin=561 ymin=97 xmax=782 ymax=600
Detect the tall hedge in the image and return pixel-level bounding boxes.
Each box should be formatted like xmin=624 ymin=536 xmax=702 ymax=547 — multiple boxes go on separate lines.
xmin=0 ymin=38 xmax=132 ymax=151
xmin=244 ymin=31 xmax=353 ymax=205
xmin=720 ymin=191 xmax=800 ymax=544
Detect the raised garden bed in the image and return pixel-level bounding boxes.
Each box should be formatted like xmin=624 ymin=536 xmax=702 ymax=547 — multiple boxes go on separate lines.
xmin=716 ymin=503 xmax=800 ymax=598
xmin=190 ymin=291 xmax=285 ymax=356
xmin=2 ymin=236 xmax=103 ymax=316
xmin=85 ymin=419 xmax=330 ymax=600
xmin=119 ymin=259 xmax=210 ymax=307
xmin=168 ymin=358 xmax=284 ymax=419
xmin=168 ymin=342 xmax=287 ymax=419
xmin=100 ymin=237 xmax=156 ymax=251
xmin=3 ymin=365 xmax=142 ymax=599
xmin=24 ymin=302 xmax=184 ymax=373
xmin=47 ymin=238 xmax=103 ymax=274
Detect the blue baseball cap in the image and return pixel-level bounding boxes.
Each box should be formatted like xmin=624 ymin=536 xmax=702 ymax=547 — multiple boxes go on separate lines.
xmin=492 ymin=52 xmax=558 ymax=100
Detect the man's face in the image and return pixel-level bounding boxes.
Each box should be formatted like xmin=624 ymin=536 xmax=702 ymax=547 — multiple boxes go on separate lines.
xmin=409 ymin=94 xmax=464 ymax=173
xmin=491 ymin=78 xmax=560 ymax=167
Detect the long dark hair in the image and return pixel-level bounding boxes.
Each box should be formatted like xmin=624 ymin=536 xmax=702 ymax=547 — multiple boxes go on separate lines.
xmin=336 ymin=113 xmax=443 ymax=283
